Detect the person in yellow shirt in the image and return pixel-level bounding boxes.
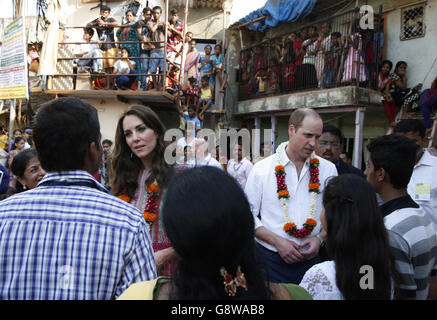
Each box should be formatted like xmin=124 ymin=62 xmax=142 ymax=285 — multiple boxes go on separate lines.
xmin=0 ymin=125 xmax=8 ymax=151
xmin=196 ymin=75 xmax=213 ymax=121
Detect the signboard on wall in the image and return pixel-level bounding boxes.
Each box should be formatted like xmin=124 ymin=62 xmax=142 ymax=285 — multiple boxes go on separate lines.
xmin=0 ymin=16 xmax=28 ymax=100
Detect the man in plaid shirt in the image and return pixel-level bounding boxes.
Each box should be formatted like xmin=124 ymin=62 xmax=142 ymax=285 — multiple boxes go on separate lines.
xmin=0 ymin=97 xmax=156 ymax=300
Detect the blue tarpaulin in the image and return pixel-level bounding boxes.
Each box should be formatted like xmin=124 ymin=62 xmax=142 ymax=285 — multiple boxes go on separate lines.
xmin=238 ymin=0 xmax=317 ymax=32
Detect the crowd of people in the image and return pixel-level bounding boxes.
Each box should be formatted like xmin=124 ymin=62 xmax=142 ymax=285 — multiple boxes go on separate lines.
xmin=238 ymin=18 xmax=436 ymax=134
xmin=0 ymin=97 xmax=436 ymax=301
xmin=240 ymin=20 xmax=382 ymax=97
xmin=65 ymin=5 xmax=222 ymax=121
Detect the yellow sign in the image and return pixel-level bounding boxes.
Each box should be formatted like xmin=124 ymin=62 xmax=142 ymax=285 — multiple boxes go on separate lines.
xmin=0 ymin=17 xmax=28 ymax=100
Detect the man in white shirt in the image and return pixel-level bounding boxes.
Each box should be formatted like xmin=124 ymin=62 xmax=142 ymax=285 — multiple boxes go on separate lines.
xmin=227 ymin=141 xmax=253 ymax=190
xmin=74 ymin=27 xmax=104 ymax=73
xmin=245 ymin=108 xmax=337 ymax=284
xmin=394 ymin=120 xmax=437 ymax=233
xmin=194 ymin=138 xmax=222 ymax=170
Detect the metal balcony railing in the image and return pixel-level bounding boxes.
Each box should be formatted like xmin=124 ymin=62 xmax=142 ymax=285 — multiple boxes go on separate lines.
xmin=237 ymin=7 xmax=384 ymax=101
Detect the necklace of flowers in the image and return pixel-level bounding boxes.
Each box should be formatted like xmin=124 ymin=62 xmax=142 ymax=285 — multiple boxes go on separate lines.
xmin=275 ymin=147 xmax=320 ymax=239
xmin=117 ymin=183 xmax=160 ymax=226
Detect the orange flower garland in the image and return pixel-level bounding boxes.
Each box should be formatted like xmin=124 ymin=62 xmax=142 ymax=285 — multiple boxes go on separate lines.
xmin=117 ymin=183 xmax=161 ymax=226
xmin=276 ymin=156 xmax=320 ymax=238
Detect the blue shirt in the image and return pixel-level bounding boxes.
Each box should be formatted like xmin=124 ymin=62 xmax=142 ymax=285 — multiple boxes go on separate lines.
xmin=0 ymin=170 xmax=156 ymax=300
xmin=0 ymin=164 xmax=9 ymax=195
xmin=183 ymin=113 xmax=201 ymax=137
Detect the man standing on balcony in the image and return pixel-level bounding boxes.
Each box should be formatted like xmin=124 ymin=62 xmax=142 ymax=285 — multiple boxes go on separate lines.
xmin=245 ymin=108 xmax=338 ymax=284
xmin=136 ymin=7 xmax=153 ymax=90
xmin=148 ymin=6 xmax=166 ymax=90
xmin=87 ymin=5 xmax=118 ymax=78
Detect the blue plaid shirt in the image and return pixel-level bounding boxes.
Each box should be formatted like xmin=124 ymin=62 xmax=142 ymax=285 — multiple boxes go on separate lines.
xmin=0 ymin=171 xmax=156 ymax=300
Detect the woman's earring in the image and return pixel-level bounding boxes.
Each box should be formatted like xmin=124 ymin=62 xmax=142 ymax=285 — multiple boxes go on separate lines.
xmin=23 ymin=184 xmax=27 ymax=190
xmin=130 ymin=152 xmax=133 ymax=159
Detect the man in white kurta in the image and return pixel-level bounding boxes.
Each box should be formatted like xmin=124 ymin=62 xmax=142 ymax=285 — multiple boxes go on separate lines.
xmin=245 ymin=108 xmax=337 ymax=284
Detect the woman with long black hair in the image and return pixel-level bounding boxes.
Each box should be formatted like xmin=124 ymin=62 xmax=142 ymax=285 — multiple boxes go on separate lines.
xmin=118 ymin=167 xmax=312 ymax=300
xmin=299 ymin=174 xmax=398 ymax=299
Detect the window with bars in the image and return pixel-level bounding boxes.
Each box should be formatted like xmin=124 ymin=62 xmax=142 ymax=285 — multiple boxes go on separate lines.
xmin=401 ymin=4 xmax=425 ymax=41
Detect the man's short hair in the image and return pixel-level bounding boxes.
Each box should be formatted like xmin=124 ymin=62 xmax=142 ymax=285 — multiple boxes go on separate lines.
xmin=288 ymin=108 xmax=321 ymax=131
xmin=153 ymin=6 xmax=162 ymax=13
xmin=33 ymin=97 xmax=100 ymax=172
xmin=100 ymin=5 xmax=110 ymax=13
xmin=84 ymin=27 xmax=94 ymax=38
xmin=341 ymin=151 xmax=351 ymax=160
xmin=322 ymin=124 xmax=344 ymax=142
xmin=393 ymin=119 xmax=426 ymax=139
xmin=188 ymin=105 xmax=196 ymax=112
xmin=367 ymin=134 xmax=417 ymax=190
xmin=102 ymin=139 xmax=113 ymax=146
xmin=143 ymin=7 xmax=152 ymax=14
xmin=170 ymin=8 xmax=178 ymax=15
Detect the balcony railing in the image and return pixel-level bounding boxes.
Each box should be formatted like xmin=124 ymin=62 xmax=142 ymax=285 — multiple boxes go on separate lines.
xmin=237 ymin=7 xmax=384 ymax=101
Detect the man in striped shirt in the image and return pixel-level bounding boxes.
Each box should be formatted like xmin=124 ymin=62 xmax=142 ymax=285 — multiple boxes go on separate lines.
xmin=365 ymin=134 xmax=437 ymax=299
xmin=0 ymin=97 xmax=157 ymax=300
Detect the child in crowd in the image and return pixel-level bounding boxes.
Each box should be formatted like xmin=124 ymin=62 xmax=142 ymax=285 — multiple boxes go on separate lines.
xmin=212 ymin=44 xmax=224 ymax=90
xmin=255 ymin=68 xmax=267 ymax=94
xmin=185 ymin=76 xmax=200 ymax=106
xmin=183 ymin=104 xmax=201 ymax=137
xmin=267 ymin=59 xmax=280 ymax=93
xmin=321 ymin=32 xmax=342 ymax=89
xmin=113 ymin=47 xmax=137 ymax=89
xmin=199 ymin=45 xmax=214 ymax=88
xmin=196 ymin=75 xmax=213 ymax=120
xmin=74 ymin=27 xmax=104 ymax=73
xmin=166 ymin=65 xmax=179 ymax=94
xmin=378 ymin=60 xmax=396 ymax=129
xmin=284 ymin=54 xmax=296 ymax=91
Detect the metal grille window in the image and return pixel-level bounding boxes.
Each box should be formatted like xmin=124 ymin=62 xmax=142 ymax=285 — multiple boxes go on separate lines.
xmin=401 ymin=4 xmax=425 ymax=41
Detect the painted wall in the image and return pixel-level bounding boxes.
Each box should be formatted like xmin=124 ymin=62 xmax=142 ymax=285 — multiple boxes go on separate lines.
xmin=368 ymin=0 xmax=437 ymax=90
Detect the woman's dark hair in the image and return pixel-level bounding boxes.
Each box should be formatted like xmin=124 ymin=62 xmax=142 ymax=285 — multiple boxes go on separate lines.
xmin=188 ymin=76 xmax=197 ymax=84
xmin=162 ymin=167 xmax=272 ymax=300
xmin=125 ymin=9 xmax=135 ymax=17
xmin=323 ymin=174 xmax=398 ymax=299
xmin=111 ymin=105 xmax=173 ymax=198
xmin=395 ymin=61 xmax=407 ymax=73
xmin=33 ymin=97 xmax=100 ymax=172
xmin=381 ymin=60 xmax=393 ymax=71
xmin=11 ymin=136 xmax=24 ymax=151
xmin=11 ymin=148 xmax=38 ymax=193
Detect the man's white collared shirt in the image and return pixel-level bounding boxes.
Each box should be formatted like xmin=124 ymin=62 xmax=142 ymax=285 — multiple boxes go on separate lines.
xmin=198 ymin=153 xmax=223 ymax=170
xmin=245 ymin=142 xmax=338 ymax=251
xmin=407 ymin=149 xmax=437 ymax=232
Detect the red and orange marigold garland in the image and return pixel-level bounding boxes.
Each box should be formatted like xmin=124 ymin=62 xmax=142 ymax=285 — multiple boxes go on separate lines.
xmin=275 ymin=155 xmax=320 ymax=239
xmin=117 ymin=183 xmax=160 ymax=226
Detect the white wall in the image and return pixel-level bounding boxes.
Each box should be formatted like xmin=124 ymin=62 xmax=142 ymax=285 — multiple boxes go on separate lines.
xmin=86 ymin=98 xmax=131 ymax=143
xmin=369 ymin=0 xmax=437 ymax=89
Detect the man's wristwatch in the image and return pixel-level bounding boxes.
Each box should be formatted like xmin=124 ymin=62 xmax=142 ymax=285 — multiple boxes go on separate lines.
xmin=316 ymin=234 xmax=325 ymax=246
